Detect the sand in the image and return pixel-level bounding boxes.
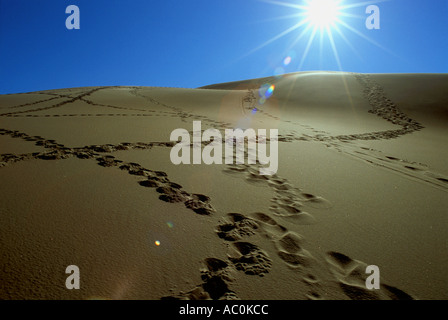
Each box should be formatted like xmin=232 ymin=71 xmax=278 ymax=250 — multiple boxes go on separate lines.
xmin=0 ymin=71 xmax=447 ymax=300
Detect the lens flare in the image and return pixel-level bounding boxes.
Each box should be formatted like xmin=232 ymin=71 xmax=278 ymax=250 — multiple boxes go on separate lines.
xmin=259 ymin=84 xmax=275 ymax=99
xmin=283 ymin=56 xmax=292 ymax=66
xmin=265 ymin=84 xmax=275 ymax=98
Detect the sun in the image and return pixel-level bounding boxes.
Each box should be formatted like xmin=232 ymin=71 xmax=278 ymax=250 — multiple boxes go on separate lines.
xmin=246 ymin=0 xmax=388 ymax=71
xmin=305 ymin=0 xmax=341 ymax=28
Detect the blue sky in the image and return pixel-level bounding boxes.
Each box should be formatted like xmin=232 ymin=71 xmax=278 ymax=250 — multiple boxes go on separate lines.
xmin=0 ymin=0 xmax=447 ymax=94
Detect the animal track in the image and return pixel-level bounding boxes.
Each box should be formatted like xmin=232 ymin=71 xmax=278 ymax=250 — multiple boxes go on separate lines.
xmin=1 ymin=83 xmax=435 ymax=299
xmin=354 ymin=74 xmax=424 ymax=133
xmin=0 ymin=127 xmax=216 ymax=216
xmin=235 ymin=74 xmax=446 ymax=191
xmin=224 ymin=161 xmax=332 ymax=224
xmin=216 ymin=213 xmax=260 ymax=241
xmin=326 ymin=251 xmax=415 ymax=300
xmin=215 ymin=210 xmax=321 ymax=297
xmin=228 ymin=242 xmax=272 ymax=276
xmin=162 ymin=257 xmax=238 ymax=300
xmin=0 ymin=87 xmax=105 ymax=117
xmin=130 ymin=88 xmax=230 ymax=129
xmin=341 ymin=143 xmax=448 ymax=190
xmin=165 ymin=211 xmax=287 ymax=299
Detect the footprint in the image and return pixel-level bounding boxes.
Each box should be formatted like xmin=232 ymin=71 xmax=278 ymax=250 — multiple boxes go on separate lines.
xmin=223 ymin=164 xmax=248 ymax=174
xmin=404 ymin=165 xmax=420 ymax=171
xmin=129 ymin=168 xmax=152 ymax=176
xmin=228 ymin=242 xmax=272 ymax=276
xmin=222 ymin=154 xmax=332 ymax=221
xmin=277 ymin=232 xmax=304 ymax=254
xmin=339 ymin=282 xmax=380 ymax=300
xmin=303 ymin=274 xmax=320 ymax=285
xmin=382 ymin=284 xmax=414 ymax=300
xmin=37 ymin=150 xmax=70 ymax=160
xmin=199 ymin=258 xmax=236 ymax=300
xmin=156 ymin=186 xmax=187 ymax=203
xmin=200 ymin=276 xmax=232 ymax=300
xmin=270 ymin=204 xmax=316 ymax=225
xmin=275 ymin=232 xmax=314 ymax=268
xmin=202 ymin=257 xmax=229 ymax=274
xmin=162 ymin=257 xmax=237 ymax=300
xmin=250 ymin=212 xmax=278 ymax=226
xmin=138 ymin=179 xmax=161 ymax=188
xmin=297 ymin=193 xmax=333 ymax=209
xmin=96 ymin=155 xmax=122 ymax=167
xmin=305 ymin=291 xmax=323 ymax=300
xmin=326 ymin=251 xmax=360 ymax=276
xmin=277 ymin=251 xmax=313 ymax=268
xmin=184 ymin=194 xmax=215 ymax=215
xmin=246 ymin=172 xmax=270 ymax=185
xmin=216 ymin=213 xmax=259 ymax=241
xmin=346 ymin=144 xmax=446 ymax=190
xmin=119 ymin=162 xmax=143 ymax=172
xmin=326 ymin=252 xmax=381 ymax=300
xmin=117 ymin=160 xmax=216 ymax=215
xmin=385 ymin=156 xmax=400 ymax=161
xmin=250 ymin=212 xmax=287 ymax=232
xmin=326 ymin=251 xmax=415 ymax=300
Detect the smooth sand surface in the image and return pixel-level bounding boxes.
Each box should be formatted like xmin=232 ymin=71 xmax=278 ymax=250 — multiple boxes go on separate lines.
xmin=0 ymin=72 xmax=447 ymax=299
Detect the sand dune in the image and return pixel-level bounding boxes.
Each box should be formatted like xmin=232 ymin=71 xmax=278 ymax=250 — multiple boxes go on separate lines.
xmin=0 ymin=72 xmax=447 ymax=300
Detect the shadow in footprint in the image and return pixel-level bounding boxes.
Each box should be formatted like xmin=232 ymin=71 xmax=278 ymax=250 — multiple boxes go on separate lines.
xmin=216 ymin=213 xmax=259 ymax=241
xmin=228 ymin=242 xmax=272 ymax=277
xmin=326 ymin=251 xmax=416 ymax=300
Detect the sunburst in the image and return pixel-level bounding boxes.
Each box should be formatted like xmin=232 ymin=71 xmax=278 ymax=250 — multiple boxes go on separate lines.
xmin=249 ymin=0 xmax=390 ymax=70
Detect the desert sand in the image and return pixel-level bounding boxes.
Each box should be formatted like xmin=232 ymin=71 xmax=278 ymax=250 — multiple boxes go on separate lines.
xmin=0 ymin=71 xmax=447 ymax=300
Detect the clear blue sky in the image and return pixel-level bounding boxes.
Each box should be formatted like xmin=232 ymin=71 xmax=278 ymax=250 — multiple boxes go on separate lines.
xmin=0 ymin=0 xmax=447 ymax=94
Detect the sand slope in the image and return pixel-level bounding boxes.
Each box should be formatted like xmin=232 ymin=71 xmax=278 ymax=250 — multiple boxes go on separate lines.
xmin=0 ymin=72 xmax=447 ymax=300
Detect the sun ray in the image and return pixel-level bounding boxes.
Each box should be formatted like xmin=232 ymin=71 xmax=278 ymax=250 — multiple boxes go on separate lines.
xmin=243 ymin=19 xmax=310 ymax=58
xmin=326 ymin=26 xmax=343 ymax=70
xmin=326 ymin=26 xmax=357 ymax=116
xmin=337 ymin=12 xmax=366 ymax=19
xmin=260 ymin=0 xmax=308 ymax=11
xmin=250 ymin=12 xmax=307 ymax=25
xmin=332 ymin=23 xmax=364 ymax=61
xmin=336 ymin=18 xmax=399 ymax=57
xmin=319 ymin=28 xmax=324 ymax=69
xmin=339 ymin=0 xmax=389 ymax=10
xmin=298 ymin=26 xmax=319 ymax=70
xmin=285 ymin=22 xmax=315 ymax=53
xmin=240 ymin=0 xmax=395 ymax=76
